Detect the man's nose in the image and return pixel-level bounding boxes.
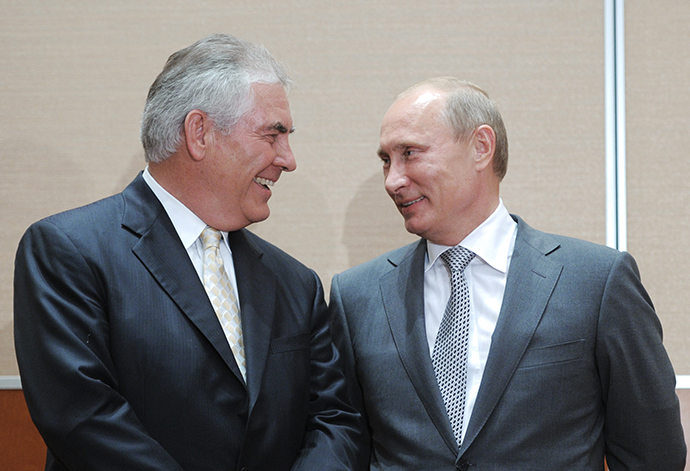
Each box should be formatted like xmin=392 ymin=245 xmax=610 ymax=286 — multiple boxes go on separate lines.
xmin=275 ymin=141 xmax=296 ymax=172
xmin=384 ymin=161 xmax=408 ymax=194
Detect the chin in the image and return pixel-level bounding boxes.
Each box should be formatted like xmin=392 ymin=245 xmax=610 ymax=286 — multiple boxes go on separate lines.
xmin=403 ymin=220 xmax=426 ymax=238
xmin=247 ymin=208 xmax=271 ymax=225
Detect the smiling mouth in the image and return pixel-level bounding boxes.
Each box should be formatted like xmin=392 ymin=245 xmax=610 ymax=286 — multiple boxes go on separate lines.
xmin=254 ymin=177 xmax=275 ymax=189
xmin=401 ymin=196 xmax=424 ymax=208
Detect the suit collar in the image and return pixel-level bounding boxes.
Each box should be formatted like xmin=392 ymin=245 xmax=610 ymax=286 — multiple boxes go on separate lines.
xmin=460 ymin=215 xmax=563 ymax=454
xmin=509 ymin=215 xmax=561 ymax=256
xmin=121 ymin=172 xmax=166 ymax=236
xmin=141 ymin=167 xmax=207 ymax=251
xmin=426 ymin=200 xmax=516 ymax=275
xmin=121 ymin=174 xmax=249 ymax=385
xmin=380 ymin=239 xmax=460 ymax=455
xmin=226 ymin=230 xmax=276 ymax=411
xmin=378 ymin=215 xmax=564 ymax=456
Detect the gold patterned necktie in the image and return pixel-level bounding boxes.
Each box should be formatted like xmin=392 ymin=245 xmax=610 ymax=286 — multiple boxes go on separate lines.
xmin=201 ymin=226 xmax=246 ymax=380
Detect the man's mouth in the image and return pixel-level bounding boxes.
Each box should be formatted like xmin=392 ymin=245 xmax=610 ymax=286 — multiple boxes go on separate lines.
xmin=401 ymin=196 xmax=424 ymax=208
xmin=254 ymin=177 xmax=275 ymax=190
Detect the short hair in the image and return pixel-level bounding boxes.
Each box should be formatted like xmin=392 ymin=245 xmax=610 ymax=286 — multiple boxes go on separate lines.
xmin=141 ymin=34 xmax=291 ymax=163
xmin=400 ymin=77 xmax=509 ymax=180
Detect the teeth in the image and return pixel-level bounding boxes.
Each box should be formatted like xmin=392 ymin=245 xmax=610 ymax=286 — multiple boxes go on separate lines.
xmin=254 ymin=177 xmax=275 ymax=188
xmin=402 ymin=197 xmax=424 ymax=207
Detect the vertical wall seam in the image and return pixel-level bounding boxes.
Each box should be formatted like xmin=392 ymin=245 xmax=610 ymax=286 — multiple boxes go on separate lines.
xmin=605 ymin=0 xmax=627 ymax=251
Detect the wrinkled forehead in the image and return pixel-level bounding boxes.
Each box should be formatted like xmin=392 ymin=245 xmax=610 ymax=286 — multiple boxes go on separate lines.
xmin=244 ymin=83 xmax=293 ymax=126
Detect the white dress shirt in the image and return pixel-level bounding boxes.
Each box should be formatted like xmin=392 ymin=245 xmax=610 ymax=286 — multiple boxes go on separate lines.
xmin=142 ymin=168 xmax=241 ymax=307
xmin=424 ymin=200 xmax=516 ymax=442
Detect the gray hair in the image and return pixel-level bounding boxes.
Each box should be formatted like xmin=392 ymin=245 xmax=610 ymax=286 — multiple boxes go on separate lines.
xmin=400 ymin=77 xmax=509 ymax=180
xmin=141 ymin=34 xmax=291 ymax=163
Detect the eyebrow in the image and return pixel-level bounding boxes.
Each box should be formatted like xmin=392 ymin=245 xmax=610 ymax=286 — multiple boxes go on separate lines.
xmin=377 ymin=141 xmax=425 ymax=158
xmin=270 ymin=122 xmax=295 ymax=134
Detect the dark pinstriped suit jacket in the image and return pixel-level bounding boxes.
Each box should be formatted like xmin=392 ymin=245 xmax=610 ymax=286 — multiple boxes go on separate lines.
xmin=15 ymin=174 xmax=366 ymax=471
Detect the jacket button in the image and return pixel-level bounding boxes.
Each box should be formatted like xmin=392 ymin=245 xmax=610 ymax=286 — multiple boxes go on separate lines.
xmin=456 ymin=459 xmax=470 ymax=471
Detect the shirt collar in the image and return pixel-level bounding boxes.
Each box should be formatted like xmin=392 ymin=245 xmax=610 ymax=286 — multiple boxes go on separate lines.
xmin=426 ymin=199 xmax=516 ymax=273
xmin=142 ymin=167 xmax=210 ymax=250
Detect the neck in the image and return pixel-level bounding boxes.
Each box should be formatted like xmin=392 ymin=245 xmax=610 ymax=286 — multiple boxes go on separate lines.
xmin=430 ymin=194 xmax=500 ymax=246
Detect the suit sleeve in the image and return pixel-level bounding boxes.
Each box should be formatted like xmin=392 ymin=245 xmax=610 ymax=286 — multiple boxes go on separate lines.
xmin=596 ymin=252 xmax=686 ymax=470
xmin=326 ymin=274 xmax=371 ymax=465
xmin=290 ymin=271 xmax=370 ymax=471
xmin=14 ymin=220 xmax=185 ymax=471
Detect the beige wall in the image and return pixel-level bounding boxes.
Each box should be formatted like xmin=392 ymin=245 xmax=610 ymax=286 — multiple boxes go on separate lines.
xmin=626 ymin=1 xmax=690 ymax=373
xmin=1 ymin=1 xmax=684 ymax=376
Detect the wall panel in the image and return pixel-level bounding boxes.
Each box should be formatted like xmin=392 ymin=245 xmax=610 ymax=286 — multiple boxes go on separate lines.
xmin=2 ymin=1 xmax=605 ymax=376
xmin=625 ymin=0 xmax=690 ymax=373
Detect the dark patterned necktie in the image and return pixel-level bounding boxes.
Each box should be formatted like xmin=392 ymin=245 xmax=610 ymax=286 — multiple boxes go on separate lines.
xmin=432 ymin=246 xmax=475 ymax=446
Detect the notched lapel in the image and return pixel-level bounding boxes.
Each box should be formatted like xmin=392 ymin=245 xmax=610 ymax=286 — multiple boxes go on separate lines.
xmin=461 ymin=220 xmax=563 ymax=453
xmin=381 ymin=240 xmax=459 ymax=455
xmin=123 ymin=175 xmax=246 ymax=383
xmin=227 ymin=230 xmax=276 ymax=411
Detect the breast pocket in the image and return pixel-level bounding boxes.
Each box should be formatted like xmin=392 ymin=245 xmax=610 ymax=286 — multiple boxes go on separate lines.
xmin=518 ymin=339 xmax=586 ymax=369
xmin=269 ymin=332 xmax=311 ymax=354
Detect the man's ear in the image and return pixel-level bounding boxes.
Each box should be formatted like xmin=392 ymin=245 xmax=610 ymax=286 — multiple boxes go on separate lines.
xmin=183 ymin=109 xmax=212 ymax=162
xmin=473 ymin=124 xmax=496 ymax=172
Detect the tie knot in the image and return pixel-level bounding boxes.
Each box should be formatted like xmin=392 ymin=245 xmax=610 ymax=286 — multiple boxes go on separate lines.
xmin=201 ymin=226 xmax=222 ymax=250
xmin=440 ymin=246 xmax=475 ymax=273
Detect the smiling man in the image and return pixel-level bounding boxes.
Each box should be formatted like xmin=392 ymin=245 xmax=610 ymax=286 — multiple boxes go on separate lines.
xmin=14 ymin=34 xmax=366 ymax=471
xmin=329 ymin=77 xmax=685 ymax=470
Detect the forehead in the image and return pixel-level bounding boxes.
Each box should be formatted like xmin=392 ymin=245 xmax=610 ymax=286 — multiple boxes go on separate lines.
xmin=380 ymin=89 xmax=450 ymax=147
xmin=246 ymin=83 xmax=292 ymax=127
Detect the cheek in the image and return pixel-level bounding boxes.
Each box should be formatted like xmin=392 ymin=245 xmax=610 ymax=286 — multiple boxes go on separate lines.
xmin=414 ymin=169 xmax=445 ymax=195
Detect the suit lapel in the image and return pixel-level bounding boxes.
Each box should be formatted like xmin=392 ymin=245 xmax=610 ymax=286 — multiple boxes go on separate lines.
xmin=380 ymin=240 xmax=459 ymax=455
xmin=460 ymin=216 xmax=563 ymax=454
xmin=121 ymin=174 xmax=245 ymax=383
xmin=227 ymin=230 xmax=276 ymax=412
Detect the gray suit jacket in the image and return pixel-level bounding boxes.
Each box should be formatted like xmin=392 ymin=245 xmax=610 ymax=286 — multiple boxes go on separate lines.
xmin=330 ymin=215 xmax=685 ymax=470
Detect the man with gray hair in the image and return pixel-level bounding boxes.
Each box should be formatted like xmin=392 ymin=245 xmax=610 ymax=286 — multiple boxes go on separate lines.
xmin=329 ymin=77 xmax=685 ymax=470
xmin=15 ymin=34 xmax=366 ymax=471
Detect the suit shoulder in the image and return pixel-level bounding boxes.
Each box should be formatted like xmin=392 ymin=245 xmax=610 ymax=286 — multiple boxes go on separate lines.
xmin=335 ymin=241 xmax=420 ymax=284
xmin=516 ymin=216 xmax=619 ymax=259
xmin=31 ymin=193 xmax=124 ymax=232
xmin=549 ymin=233 xmax=624 ymax=268
xmin=515 ymin=216 xmax=631 ymax=277
xmin=21 ymin=194 xmax=126 ymax=249
xmin=15 ymin=194 xmax=128 ymax=282
xmin=242 ymin=229 xmax=316 ymax=278
xmin=552 ymin=233 xmax=618 ymax=257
